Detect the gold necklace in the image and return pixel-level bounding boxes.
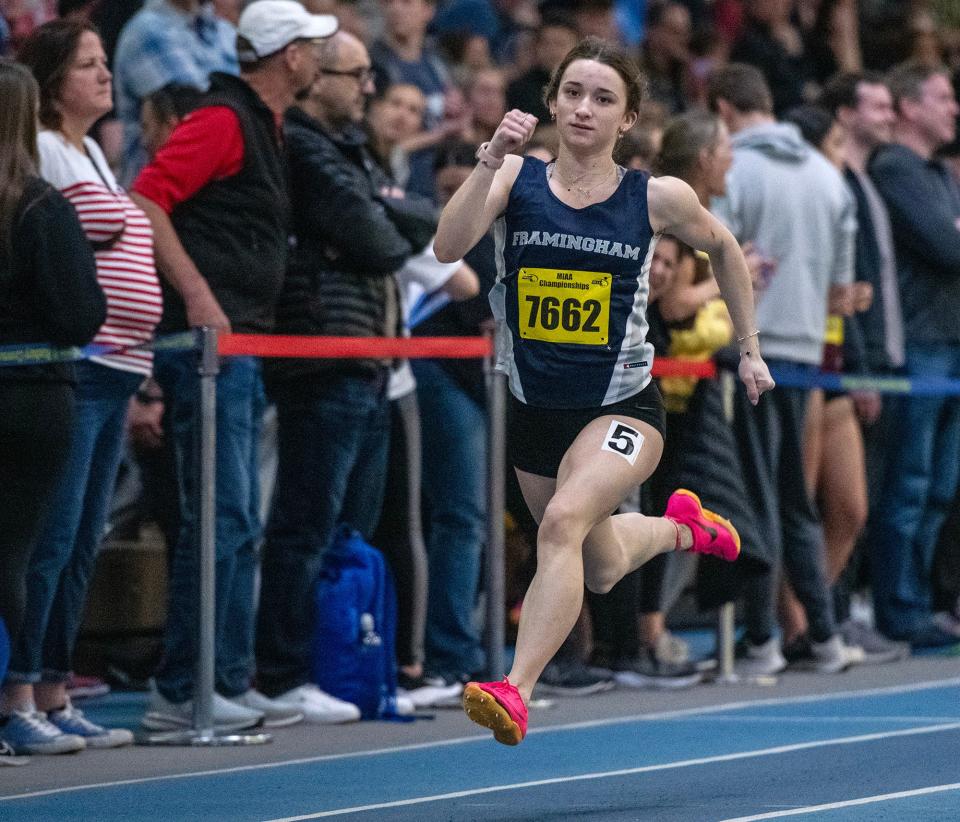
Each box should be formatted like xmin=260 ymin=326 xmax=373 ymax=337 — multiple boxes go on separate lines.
xmin=552 ymin=163 xmax=617 ymax=198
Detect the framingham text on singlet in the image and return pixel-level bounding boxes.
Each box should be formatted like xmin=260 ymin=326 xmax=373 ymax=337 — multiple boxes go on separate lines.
xmin=511 ymin=230 xmax=643 ymax=261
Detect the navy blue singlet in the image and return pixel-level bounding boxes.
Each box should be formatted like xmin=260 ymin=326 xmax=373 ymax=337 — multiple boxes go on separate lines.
xmin=490 ymin=156 xmax=659 ymax=408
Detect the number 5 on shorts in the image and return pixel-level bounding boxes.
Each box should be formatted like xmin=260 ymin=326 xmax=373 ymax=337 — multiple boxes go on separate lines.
xmin=601 ymin=419 xmax=644 ymax=466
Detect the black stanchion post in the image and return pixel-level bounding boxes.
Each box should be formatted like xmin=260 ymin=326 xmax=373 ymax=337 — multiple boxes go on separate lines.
xmin=194 ymin=325 xmax=218 ymax=735
xmin=139 ymin=327 xmax=271 ymax=746
xmin=715 ymin=369 xmax=738 ymax=684
xmin=484 ymin=331 xmax=507 ymax=680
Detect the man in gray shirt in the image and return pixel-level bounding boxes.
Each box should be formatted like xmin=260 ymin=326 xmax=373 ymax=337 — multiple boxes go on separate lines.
xmin=709 ymin=63 xmax=860 ymax=675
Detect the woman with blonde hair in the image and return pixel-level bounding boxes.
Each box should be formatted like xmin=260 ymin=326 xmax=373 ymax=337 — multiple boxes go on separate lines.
xmin=0 ymin=61 xmax=104 ymax=758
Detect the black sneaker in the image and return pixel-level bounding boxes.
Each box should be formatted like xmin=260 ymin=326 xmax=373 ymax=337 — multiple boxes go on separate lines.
xmin=612 ymin=649 xmax=702 ymax=690
xmin=536 ymin=659 xmax=616 ymax=697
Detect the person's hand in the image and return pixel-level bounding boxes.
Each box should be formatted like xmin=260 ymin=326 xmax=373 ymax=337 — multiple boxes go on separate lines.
xmin=743 ymin=242 xmax=776 ymax=298
xmin=487 ymin=109 xmax=538 ymax=160
xmin=184 ymin=283 xmax=231 ymax=332
xmin=852 ymin=390 xmax=882 ymax=425
xmin=128 ymin=393 xmax=165 ymax=450
xmin=742 ymin=242 xmax=763 ymax=287
xmin=738 ymin=352 xmax=776 ymax=405
xmin=828 ymin=283 xmax=855 ymax=317
xmin=853 ymin=281 xmax=873 ymax=312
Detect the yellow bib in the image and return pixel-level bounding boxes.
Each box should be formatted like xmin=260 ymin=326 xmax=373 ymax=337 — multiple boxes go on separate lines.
xmin=517 ymin=267 xmax=612 ymax=346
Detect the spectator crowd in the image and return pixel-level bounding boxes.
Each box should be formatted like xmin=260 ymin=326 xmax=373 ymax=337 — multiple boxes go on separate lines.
xmin=2 ymin=0 xmax=960 ymax=761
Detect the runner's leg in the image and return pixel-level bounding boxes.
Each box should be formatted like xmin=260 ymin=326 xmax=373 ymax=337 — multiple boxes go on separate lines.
xmin=508 ymin=416 xmax=673 ymax=703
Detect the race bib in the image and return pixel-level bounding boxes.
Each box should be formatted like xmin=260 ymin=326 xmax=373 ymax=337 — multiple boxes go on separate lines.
xmin=517 ymin=267 xmax=611 ymax=345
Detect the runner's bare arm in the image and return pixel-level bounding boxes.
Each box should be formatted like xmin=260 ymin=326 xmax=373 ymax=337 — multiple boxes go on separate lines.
xmin=648 ymin=175 xmax=774 ymax=403
xmin=435 ymin=109 xmax=537 ymax=262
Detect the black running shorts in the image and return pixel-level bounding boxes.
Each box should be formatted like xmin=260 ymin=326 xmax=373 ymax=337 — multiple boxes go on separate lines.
xmin=508 ymin=380 xmax=667 ymax=479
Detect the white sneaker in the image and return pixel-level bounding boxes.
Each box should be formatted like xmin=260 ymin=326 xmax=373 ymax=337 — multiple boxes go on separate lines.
xmin=654 ymin=630 xmax=691 ymax=665
xmin=48 ymin=698 xmax=133 ymax=749
xmin=231 ymin=690 xmax=304 ymax=728
xmin=397 ymin=677 xmax=464 ymax=709
xmin=810 ymin=634 xmax=865 ymax=674
xmin=271 ymin=684 xmax=360 ymax=724
xmin=932 ymin=611 xmax=960 ymax=638
xmin=736 ymin=637 xmax=787 ymax=677
xmin=394 ymin=695 xmax=415 ymax=716
xmin=141 ymin=689 xmax=264 ymax=732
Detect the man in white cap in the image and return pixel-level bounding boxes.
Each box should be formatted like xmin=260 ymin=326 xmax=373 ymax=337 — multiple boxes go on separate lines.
xmin=131 ymin=1 xmax=344 ymax=733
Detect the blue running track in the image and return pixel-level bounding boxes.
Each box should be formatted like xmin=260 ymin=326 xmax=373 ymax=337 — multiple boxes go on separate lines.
xmin=4 ymin=679 xmax=960 ymax=821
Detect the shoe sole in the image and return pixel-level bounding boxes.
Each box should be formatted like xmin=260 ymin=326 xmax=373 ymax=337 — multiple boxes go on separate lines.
xmin=787 ymin=659 xmax=851 ymax=674
xmin=613 ymin=671 xmax=702 ymax=690
xmin=140 ymin=714 xmax=263 ymax=733
xmin=462 ymin=683 xmax=523 ymax=746
xmin=298 ymin=711 xmax=361 ymax=724
xmin=674 ymin=489 xmax=741 ymax=560
xmin=17 ymin=740 xmax=86 ymax=755
xmin=82 ymin=730 xmax=135 ymax=749
xmin=535 ymin=680 xmax=616 ymax=697
xmin=261 ymin=713 xmax=305 ymax=728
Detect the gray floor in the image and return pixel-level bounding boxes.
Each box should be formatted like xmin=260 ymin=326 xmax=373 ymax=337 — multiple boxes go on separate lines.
xmin=3 ymin=655 xmax=958 ymax=798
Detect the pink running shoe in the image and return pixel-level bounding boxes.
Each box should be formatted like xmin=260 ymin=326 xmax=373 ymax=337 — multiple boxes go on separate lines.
xmin=462 ymin=678 xmax=528 ymax=746
xmin=666 ymin=489 xmax=741 ymax=562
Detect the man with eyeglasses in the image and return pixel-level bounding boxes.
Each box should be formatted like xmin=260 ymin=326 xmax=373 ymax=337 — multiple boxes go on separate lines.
xmin=254 ymin=29 xmax=439 ymax=721
xmin=131 ymin=0 xmax=340 ymax=733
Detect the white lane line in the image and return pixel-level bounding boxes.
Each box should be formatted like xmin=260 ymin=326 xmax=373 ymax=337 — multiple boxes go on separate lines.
xmin=671 ymin=715 xmax=960 ymax=724
xmin=262 ymin=722 xmax=960 ymax=821
xmin=3 ymin=676 xmax=959 ymax=803
xmin=542 ymin=676 xmax=960 ymax=732
xmin=718 ymin=781 xmax=960 ymax=821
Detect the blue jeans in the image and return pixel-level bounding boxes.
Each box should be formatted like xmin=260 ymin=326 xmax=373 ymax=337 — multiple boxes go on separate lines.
xmin=7 ymin=362 xmax=141 ymax=685
xmin=412 ymin=360 xmax=486 ymax=680
xmin=871 ymin=343 xmax=960 ymax=638
xmin=153 ymin=351 xmax=263 ymax=702
xmin=256 ymin=373 xmax=390 ymax=697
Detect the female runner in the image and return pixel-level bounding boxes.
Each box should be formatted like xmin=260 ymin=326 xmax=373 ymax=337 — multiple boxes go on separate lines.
xmin=434 ymin=38 xmax=775 ymax=746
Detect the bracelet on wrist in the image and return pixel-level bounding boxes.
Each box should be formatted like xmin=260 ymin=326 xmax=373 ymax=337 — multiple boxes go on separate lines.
xmin=475 ymin=142 xmax=505 ymax=170
xmin=736 ymin=329 xmax=760 ymax=344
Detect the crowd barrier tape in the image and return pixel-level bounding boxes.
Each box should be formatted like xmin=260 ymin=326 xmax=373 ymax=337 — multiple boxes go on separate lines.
xmin=0 ymin=331 xmax=197 ymax=366
xmin=766 ymin=364 xmax=960 ymax=396
xmin=5 ymin=331 xmax=960 ymax=396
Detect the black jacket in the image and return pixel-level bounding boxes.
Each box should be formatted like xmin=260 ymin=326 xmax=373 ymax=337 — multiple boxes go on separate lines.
xmin=870 ymin=143 xmax=960 ymax=347
xmin=0 ymin=178 xmax=105 ymax=383
xmin=165 ymin=72 xmax=288 ymax=334
xmin=268 ymin=107 xmax=436 ymax=385
xmin=840 ymin=169 xmax=888 ymax=373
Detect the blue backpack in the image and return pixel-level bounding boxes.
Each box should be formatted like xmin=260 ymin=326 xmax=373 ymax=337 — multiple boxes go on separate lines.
xmin=312 ymin=527 xmax=401 ymax=719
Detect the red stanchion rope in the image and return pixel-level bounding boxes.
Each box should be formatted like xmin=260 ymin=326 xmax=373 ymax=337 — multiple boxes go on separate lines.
xmin=217 ymin=333 xmax=718 ymax=378
xmin=218 ymin=334 xmax=494 ymax=359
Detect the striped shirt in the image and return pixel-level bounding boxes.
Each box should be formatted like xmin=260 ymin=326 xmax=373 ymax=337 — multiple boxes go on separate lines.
xmin=38 ymin=131 xmax=161 ymax=375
